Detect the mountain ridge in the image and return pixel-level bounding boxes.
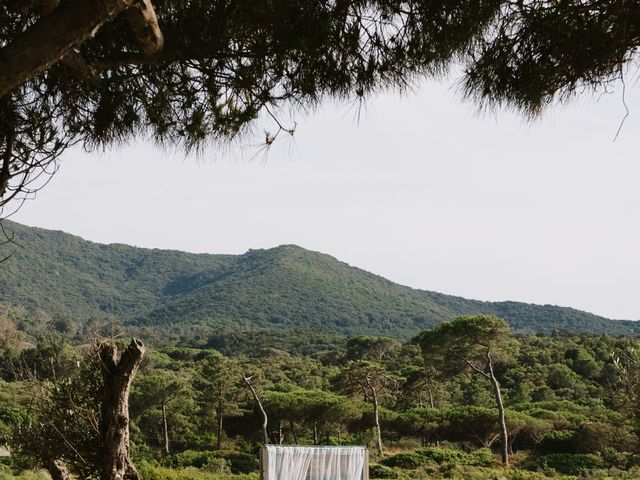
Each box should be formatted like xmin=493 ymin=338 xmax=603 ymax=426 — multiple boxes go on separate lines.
xmin=0 ymin=220 xmax=637 ymax=339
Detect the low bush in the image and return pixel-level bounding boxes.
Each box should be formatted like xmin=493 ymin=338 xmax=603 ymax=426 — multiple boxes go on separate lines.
xmin=380 ymin=447 xmax=493 ymax=470
xmin=138 ymin=461 xmax=259 ymax=480
xmin=524 ymin=453 xmax=602 ymax=475
xmin=538 ymin=430 xmax=577 ymax=454
xmin=416 ymin=447 xmax=493 ymax=467
xmin=0 ymin=466 xmax=51 ymax=480
xmin=369 ymin=464 xmax=399 ymax=479
xmin=380 ymin=453 xmax=426 ymax=469
xmin=163 ymin=450 xmax=259 ymax=474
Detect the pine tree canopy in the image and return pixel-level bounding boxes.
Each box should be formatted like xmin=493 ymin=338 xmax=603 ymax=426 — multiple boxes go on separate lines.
xmin=0 ymin=0 xmax=637 ymax=212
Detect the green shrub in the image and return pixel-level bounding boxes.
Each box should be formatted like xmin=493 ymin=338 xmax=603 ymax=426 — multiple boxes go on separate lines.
xmin=415 ymin=447 xmax=465 ymax=464
xmin=524 ymin=453 xmax=602 ymax=475
xmin=138 ymin=461 xmax=259 ymax=480
xmin=0 ymin=466 xmax=51 ymax=480
xmin=465 ymin=449 xmax=493 ymax=467
xmin=600 ymin=447 xmax=635 ymax=469
xmin=163 ymin=450 xmax=259 ymax=474
xmin=202 ymin=458 xmax=230 ymax=475
xmin=415 ymin=447 xmax=492 ymax=467
xmin=380 ymin=453 xmax=426 ymax=469
xmin=368 ymin=464 xmax=399 ymax=479
xmin=214 ymin=452 xmax=259 ymax=474
xmin=538 ymin=430 xmax=577 ymax=454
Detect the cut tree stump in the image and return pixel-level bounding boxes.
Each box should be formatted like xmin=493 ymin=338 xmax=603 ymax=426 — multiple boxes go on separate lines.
xmin=97 ymin=338 xmax=145 ymax=480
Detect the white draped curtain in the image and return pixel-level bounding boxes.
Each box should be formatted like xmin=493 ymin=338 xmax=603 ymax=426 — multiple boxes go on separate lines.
xmin=264 ymin=446 xmax=366 ymax=480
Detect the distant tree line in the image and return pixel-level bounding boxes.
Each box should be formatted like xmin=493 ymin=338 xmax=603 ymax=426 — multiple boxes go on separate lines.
xmin=1 ymin=313 xmax=640 ymax=479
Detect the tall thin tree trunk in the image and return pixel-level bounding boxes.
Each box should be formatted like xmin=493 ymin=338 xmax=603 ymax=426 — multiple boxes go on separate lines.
xmin=487 ymin=352 xmax=509 ymax=466
xmin=97 ymin=338 xmax=145 ymax=480
xmin=243 ymin=375 xmax=268 ymax=444
xmin=428 ymin=388 xmax=435 ymax=409
xmin=369 ymin=384 xmax=383 ymax=456
xmin=216 ymin=394 xmax=223 ymax=450
xmin=278 ymin=420 xmax=284 ymax=445
xmin=313 ymin=421 xmax=318 ymax=445
xmin=289 ymin=420 xmax=298 ymax=444
xmin=161 ymin=402 xmax=169 ymax=455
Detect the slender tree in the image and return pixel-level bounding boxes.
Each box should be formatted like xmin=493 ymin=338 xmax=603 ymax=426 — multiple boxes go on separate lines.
xmin=418 ymin=315 xmax=515 ymax=466
xmin=243 ymin=373 xmax=269 ymax=444
xmin=338 ymin=360 xmax=397 ymax=456
xmin=196 ymin=354 xmax=244 ymax=450
xmin=130 ymin=371 xmax=187 ymax=455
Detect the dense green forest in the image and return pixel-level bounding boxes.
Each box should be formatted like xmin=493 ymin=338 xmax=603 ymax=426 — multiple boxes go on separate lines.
xmin=0 ymin=221 xmax=638 ymax=342
xmin=1 ymin=312 xmax=640 ymax=480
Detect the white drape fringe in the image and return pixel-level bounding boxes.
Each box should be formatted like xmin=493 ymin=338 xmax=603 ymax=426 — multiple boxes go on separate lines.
xmin=264 ymin=446 xmax=366 ymax=480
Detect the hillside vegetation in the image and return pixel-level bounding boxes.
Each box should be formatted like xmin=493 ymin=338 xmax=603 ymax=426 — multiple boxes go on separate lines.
xmin=2 ymin=319 xmax=640 ymax=480
xmin=0 ymin=220 xmax=637 ymax=340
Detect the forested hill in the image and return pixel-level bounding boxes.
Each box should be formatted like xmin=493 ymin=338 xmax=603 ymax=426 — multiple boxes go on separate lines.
xmin=0 ymin=220 xmax=638 ymax=339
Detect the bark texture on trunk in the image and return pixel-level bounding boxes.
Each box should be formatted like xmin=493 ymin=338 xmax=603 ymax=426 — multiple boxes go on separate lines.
xmin=243 ymin=375 xmax=268 ymax=444
xmin=0 ymin=0 xmax=134 ymax=98
xmin=0 ymin=0 xmax=164 ymax=97
xmin=161 ymin=402 xmax=170 ymax=455
xmin=125 ymin=0 xmax=164 ymax=55
xmin=366 ymin=378 xmax=383 ymax=456
xmin=487 ymin=352 xmax=509 ymax=466
xmin=97 ymin=338 xmax=145 ymax=480
xmin=46 ymin=459 xmax=71 ymax=480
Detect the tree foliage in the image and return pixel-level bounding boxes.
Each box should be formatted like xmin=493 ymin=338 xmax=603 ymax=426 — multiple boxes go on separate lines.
xmin=1 ymin=1 xmax=639 ymax=212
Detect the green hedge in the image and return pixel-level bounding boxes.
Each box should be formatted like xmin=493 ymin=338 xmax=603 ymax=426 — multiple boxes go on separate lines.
xmin=524 ymin=453 xmax=602 ymax=475
xmin=162 ymin=450 xmax=259 ymax=474
xmin=538 ymin=430 xmax=577 ymax=454
xmin=415 ymin=447 xmax=492 ymax=467
xmin=380 ymin=453 xmax=425 ymax=470
xmin=138 ymin=462 xmax=259 ymax=480
xmin=380 ymin=448 xmax=493 ymax=470
xmin=368 ymin=464 xmax=399 ymax=479
xmin=0 ymin=466 xmax=51 ymax=480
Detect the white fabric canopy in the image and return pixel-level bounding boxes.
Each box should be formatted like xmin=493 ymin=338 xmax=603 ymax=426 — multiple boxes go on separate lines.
xmin=263 ymin=446 xmax=366 ymax=480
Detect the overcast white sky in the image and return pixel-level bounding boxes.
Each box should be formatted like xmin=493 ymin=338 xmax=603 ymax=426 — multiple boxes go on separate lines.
xmin=11 ymin=79 xmax=640 ymax=321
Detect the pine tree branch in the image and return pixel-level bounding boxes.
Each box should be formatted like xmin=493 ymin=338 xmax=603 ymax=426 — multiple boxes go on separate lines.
xmin=0 ymin=0 xmax=136 ymax=98
xmin=125 ymin=0 xmax=164 ymax=56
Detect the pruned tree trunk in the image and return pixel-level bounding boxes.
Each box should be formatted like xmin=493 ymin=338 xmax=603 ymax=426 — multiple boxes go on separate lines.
xmin=243 ymin=375 xmax=268 ymax=444
xmin=46 ymin=459 xmax=71 ymax=480
xmin=161 ymin=402 xmax=170 ymax=455
xmin=487 ymin=353 xmax=509 ymax=466
xmin=97 ymin=338 xmax=145 ymax=480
